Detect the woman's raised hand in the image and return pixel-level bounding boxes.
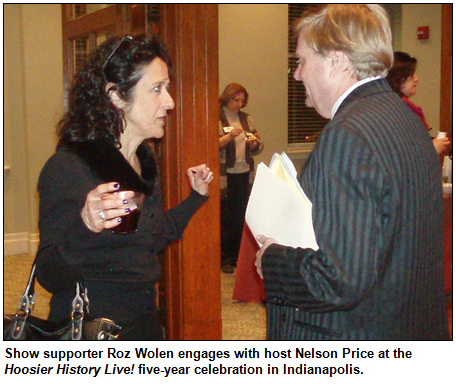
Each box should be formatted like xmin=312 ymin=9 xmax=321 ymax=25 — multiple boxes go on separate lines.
xmin=187 ymin=164 xmax=214 ymax=196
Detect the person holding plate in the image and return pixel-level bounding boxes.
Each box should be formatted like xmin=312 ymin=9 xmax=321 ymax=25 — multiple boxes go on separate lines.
xmin=219 ymin=82 xmax=264 ymax=274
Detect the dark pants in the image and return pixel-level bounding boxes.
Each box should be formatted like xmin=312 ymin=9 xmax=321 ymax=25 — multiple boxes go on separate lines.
xmin=118 ymin=306 xmax=165 ymax=340
xmin=221 ymin=172 xmax=250 ymax=267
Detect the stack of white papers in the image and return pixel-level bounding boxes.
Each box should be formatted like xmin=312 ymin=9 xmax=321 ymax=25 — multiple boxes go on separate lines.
xmin=245 ymin=152 xmax=318 ymax=250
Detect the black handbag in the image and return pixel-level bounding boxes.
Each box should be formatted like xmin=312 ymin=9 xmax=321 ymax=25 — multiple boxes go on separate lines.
xmin=4 ymin=264 xmax=121 ymax=340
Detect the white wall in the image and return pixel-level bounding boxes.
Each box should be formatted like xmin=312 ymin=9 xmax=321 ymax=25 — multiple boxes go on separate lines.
xmin=401 ymin=4 xmax=442 ymax=135
xmin=3 ymin=4 xmax=62 ymax=255
xmin=219 ymin=4 xmax=288 ymax=167
xmin=4 ymin=5 xmax=28 ymax=235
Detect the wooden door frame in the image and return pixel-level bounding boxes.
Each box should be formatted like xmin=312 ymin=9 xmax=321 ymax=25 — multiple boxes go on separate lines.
xmin=159 ymin=4 xmax=222 ymax=340
xmin=440 ymin=4 xmax=452 ymax=136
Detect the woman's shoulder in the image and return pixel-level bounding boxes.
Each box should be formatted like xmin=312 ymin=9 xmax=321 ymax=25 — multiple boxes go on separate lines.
xmin=39 ymin=147 xmax=87 ymax=187
xmin=42 ymin=147 xmax=84 ymax=170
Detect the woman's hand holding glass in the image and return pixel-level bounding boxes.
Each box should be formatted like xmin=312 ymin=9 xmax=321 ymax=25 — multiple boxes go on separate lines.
xmin=81 ymin=182 xmax=134 ymax=233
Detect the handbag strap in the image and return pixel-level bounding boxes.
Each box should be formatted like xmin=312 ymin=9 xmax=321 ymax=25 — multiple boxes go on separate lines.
xmin=11 ymin=263 xmax=90 ymax=340
xmin=17 ymin=264 xmax=37 ymax=315
xmin=11 ymin=264 xmax=37 ymax=339
xmin=71 ymin=282 xmax=90 ymax=340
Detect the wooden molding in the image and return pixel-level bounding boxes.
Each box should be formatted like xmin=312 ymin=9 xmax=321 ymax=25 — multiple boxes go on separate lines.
xmin=160 ymin=4 xmax=222 ymax=340
xmin=440 ymin=4 xmax=452 ymax=135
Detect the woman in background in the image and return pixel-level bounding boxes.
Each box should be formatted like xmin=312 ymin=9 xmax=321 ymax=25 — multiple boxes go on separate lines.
xmin=219 ymin=83 xmax=263 ymax=274
xmin=386 ymin=51 xmax=450 ymax=155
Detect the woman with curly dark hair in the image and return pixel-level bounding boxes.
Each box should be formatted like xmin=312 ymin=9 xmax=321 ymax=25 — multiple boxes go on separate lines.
xmin=35 ymin=35 xmax=213 ymax=340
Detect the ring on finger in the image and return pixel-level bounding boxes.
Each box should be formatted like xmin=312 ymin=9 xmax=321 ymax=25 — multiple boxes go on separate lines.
xmin=99 ymin=210 xmax=106 ymax=221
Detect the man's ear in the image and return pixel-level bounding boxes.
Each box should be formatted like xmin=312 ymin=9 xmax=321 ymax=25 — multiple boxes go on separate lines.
xmin=329 ymin=51 xmax=352 ymax=77
xmin=105 ymin=82 xmax=123 ymax=109
xmin=328 ymin=51 xmax=342 ymax=69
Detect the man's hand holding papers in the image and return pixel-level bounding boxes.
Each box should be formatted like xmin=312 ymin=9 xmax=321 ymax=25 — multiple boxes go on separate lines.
xmin=254 ymin=234 xmax=277 ymax=279
xmin=245 ymin=152 xmax=319 ymax=278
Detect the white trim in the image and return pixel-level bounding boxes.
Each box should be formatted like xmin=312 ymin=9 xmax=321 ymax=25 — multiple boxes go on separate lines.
xmin=28 ymin=233 xmax=40 ymax=256
xmin=286 ymin=143 xmax=316 ymax=160
xmin=3 ymin=232 xmax=39 ymax=256
xmin=285 ymin=144 xmax=316 ymax=175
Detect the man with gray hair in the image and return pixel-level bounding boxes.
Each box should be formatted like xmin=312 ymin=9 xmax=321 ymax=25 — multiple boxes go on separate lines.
xmin=255 ymin=4 xmax=448 ymax=340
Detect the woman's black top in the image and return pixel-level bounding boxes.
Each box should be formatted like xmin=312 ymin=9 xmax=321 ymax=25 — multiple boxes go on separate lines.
xmin=35 ymin=140 xmax=208 ymax=325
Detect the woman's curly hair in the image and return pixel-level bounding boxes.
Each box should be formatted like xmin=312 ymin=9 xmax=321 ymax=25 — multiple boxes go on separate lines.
xmin=57 ymin=35 xmax=172 ymax=148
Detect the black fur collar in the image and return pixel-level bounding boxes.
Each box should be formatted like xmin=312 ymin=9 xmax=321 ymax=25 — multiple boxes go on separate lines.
xmin=60 ymin=140 xmax=157 ymax=196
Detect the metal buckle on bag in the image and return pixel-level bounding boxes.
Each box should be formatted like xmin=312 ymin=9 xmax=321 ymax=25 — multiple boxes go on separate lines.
xmin=96 ymin=319 xmax=121 ymax=340
xmin=71 ymin=283 xmax=85 ymax=340
xmin=12 ymin=276 xmax=36 ymax=339
xmin=12 ymin=314 xmax=27 ymax=339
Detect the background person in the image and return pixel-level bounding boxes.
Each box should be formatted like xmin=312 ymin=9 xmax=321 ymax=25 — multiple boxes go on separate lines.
xmin=255 ymin=4 xmax=448 ymax=340
xmin=219 ymin=82 xmax=263 ymax=274
xmin=386 ymin=51 xmax=450 ymax=156
xmin=35 ymin=35 xmax=213 ymax=340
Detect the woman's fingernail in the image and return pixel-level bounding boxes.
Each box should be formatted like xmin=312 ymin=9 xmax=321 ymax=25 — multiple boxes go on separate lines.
xmin=123 ymin=199 xmax=128 ymax=204
xmin=125 ymin=208 xmax=131 ymax=213
xmin=117 ymin=218 xmax=122 ymax=223
xmin=113 ymin=183 xmax=120 ymax=189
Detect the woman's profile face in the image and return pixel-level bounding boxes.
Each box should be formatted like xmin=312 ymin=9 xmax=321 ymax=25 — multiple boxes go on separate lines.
xmin=122 ymin=58 xmax=175 ymax=140
xmin=226 ymin=92 xmax=245 ymax=114
xmin=400 ymin=73 xmax=419 ymax=98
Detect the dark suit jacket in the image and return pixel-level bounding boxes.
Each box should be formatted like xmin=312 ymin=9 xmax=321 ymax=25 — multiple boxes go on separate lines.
xmin=262 ymin=79 xmax=448 ymax=340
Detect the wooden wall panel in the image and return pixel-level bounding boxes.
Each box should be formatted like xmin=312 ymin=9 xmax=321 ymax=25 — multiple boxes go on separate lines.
xmin=440 ymin=4 xmax=452 ymax=136
xmin=160 ymin=4 xmax=221 ymax=340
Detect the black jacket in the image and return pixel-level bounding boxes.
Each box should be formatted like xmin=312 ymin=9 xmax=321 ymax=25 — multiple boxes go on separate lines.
xmin=35 ymin=140 xmax=208 ymax=324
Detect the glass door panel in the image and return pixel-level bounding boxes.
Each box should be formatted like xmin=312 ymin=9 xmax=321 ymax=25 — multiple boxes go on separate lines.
xmin=71 ymin=4 xmax=113 ymax=20
xmin=69 ymin=29 xmax=114 ymax=78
